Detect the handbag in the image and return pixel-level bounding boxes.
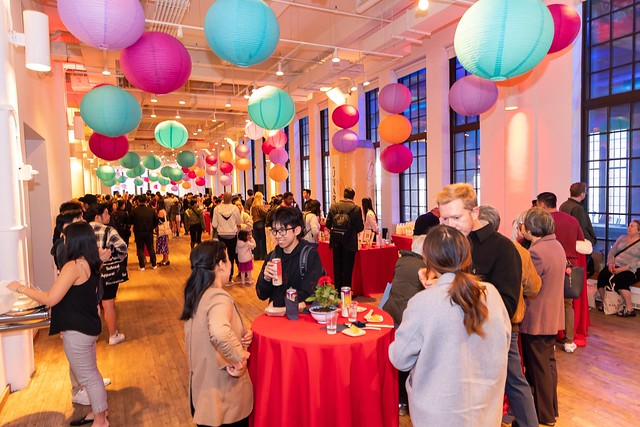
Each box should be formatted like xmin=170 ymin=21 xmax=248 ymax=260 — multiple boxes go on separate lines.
xmin=564 ymin=261 xmax=584 ymax=299
xmin=100 ymin=227 xmax=128 ymax=287
xmin=603 ymin=281 xmax=624 ymax=315
xmin=158 ymin=219 xmax=171 ymax=237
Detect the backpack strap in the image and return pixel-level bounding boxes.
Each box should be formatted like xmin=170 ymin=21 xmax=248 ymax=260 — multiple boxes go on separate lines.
xmin=299 ymin=244 xmax=312 ymax=280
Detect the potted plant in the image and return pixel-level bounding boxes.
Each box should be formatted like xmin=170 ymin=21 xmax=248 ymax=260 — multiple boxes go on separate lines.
xmin=306 ymin=276 xmax=340 ymax=324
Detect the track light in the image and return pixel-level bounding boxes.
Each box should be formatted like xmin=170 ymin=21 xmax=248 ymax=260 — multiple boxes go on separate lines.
xmin=225 ymin=97 xmax=231 ymax=108
xmin=150 ymin=109 xmax=156 ymax=118
xmin=276 ymin=61 xmax=284 ymax=76
xmin=151 ymin=95 xmax=158 ymax=103
xmin=363 ymin=75 xmax=370 ymax=86
xmin=212 ymin=113 xmax=217 ymax=122
xmin=350 ymin=81 xmax=358 ymax=92
xmin=197 ymin=125 xmax=202 ymax=132
xmin=332 ymin=48 xmax=341 ymax=63
xmin=244 ymin=88 xmax=250 ymax=99
xmin=175 ymin=110 xmax=181 ymax=119
xmin=418 ymin=0 xmax=429 ymax=11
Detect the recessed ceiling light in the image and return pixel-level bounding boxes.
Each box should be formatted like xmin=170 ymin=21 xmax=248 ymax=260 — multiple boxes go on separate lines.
xmin=179 ymin=100 xmax=186 ymax=105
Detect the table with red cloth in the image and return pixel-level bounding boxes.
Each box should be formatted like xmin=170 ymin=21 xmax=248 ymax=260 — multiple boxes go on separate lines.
xmin=204 ymin=210 xmax=211 ymax=234
xmin=316 ymin=241 xmax=398 ymax=296
xmin=557 ymin=253 xmax=590 ymax=347
xmin=248 ymin=305 xmax=398 ymax=427
xmin=391 ymin=234 xmax=412 ymax=251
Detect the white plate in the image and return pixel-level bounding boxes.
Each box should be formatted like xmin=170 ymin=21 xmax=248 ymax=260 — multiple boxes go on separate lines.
xmin=356 ymin=306 xmax=367 ymax=313
xmin=265 ymin=307 xmax=286 ymax=317
xmin=364 ymin=313 xmax=385 ymax=323
xmin=342 ymin=327 xmax=366 ymax=337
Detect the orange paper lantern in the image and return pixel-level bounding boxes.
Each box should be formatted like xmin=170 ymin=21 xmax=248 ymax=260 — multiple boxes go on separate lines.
xmin=236 ymin=158 xmax=251 ymax=171
xmin=219 ymin=149 xmax=234 ymax=163
xmin=379 ymin=114 xmax=412 ymax=144
xmin=195 ymin=168 xmax=206 ymax=177
xmin=269 ymin=164 xmax=288 ymax=182
xmin=182 ymin=181 xmax=191 ymax=189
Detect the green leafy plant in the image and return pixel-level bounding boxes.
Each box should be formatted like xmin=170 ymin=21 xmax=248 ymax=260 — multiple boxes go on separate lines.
xmin=305 ymin=275 xmax=340 ymax=309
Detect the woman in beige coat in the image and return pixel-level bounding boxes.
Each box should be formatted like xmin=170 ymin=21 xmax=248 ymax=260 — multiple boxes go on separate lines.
xmin=181 ymin=240 xmax=253 ymax=427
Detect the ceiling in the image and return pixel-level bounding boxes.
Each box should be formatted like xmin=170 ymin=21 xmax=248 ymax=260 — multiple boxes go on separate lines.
xmin=33 ymin=0 xmax=475 ymax=159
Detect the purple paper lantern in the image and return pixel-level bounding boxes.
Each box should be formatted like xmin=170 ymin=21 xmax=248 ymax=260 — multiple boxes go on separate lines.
xmin=332 ymin=105 xmax=359 ymax=129
xmin=332 ymin=129 xmax=359 ymax=153
xmin=235 ymin=144 xmax=250 ymax=158
xmin=88 ymin=133 xmax=129 ymax=161
xmin=269 ymin=147 xmax=289 ymax=165
xmin=120 ymin=32 xmax=192 ymax=95
xmin=449 ymin=75 xmax=499 ymax=116
xmin=171 ymin=185 xmax=179 ymax=191
xmin=219 ymin=174 xmax=233 ymax=186
xmin=379 ymin=83 xmax=412 ymax=114
xmin=547 ymin=4 xmax=581 ymax=54
xmin=381 ymin=144 xmax=413 ymax=174
xmin=57 ymin=0 xmax=145 ymax=50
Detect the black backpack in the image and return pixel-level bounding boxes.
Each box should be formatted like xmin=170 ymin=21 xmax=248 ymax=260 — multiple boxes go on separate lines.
xmin=330 ymin=205 xmax=356 ymax=244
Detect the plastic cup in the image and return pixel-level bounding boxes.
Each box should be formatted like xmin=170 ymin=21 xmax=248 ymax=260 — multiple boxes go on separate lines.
xmin=326 ymin=310 xmax=338 ymax=335
xmin=348 ymin=302 xmax=358 ymax=323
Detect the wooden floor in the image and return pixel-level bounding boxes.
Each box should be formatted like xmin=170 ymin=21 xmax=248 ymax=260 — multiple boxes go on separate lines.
xmin=2 ymin=234 xmax=639 ymax=426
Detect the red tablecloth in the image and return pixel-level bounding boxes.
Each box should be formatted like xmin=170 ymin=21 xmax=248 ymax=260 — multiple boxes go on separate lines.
xmin=391 ymin=234 xmax=412 ymax=251
xmin=317 ymin=241 xmax=399 ymax=296
xmin=204 ymin=210 xmax=211 ymax=234
xmin=248 ymin=305 xmax=398 ymax=427
xmin=557 ymin=253 xmax=590 ymax=346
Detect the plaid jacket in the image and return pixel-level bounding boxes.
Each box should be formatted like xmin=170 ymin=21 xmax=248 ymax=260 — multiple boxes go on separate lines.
xmin=91 ymin=222 xmax=128 ymax=261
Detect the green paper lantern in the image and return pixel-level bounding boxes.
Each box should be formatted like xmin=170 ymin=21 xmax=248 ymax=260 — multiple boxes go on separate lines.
xmin=148 ymin=172 xmax=159 ymax=182
xmin=96 ymin=165 xmax=116 ymax=181
xmin=158 ymin=176 xmax=171 ymax=186
xmin=454 ymin=0 xmax=554 ymax=81
xmin=248 ymin=86 xmax=295 ymax=130
xmin=134 ymin=177 xmax=144 ymax=186
xmin=125 ymin=168 xmax=138 ymax=179
xmin=160 ymin=166 xmax=174 ymax=178
xmin=176 ymin=151 xmax=196 ymax=168
xmin=131 ymin=164 xmax=146 ymax=177
xmin=168 ymin=167 xmax=184 ymax=182
xmin=120 ymin=152 xmax=140 ymax=169
xmin=102 ymin=178 xmax=117 ymax=187
xmin=80 ymin=85 xmax=142 ymax=137
xmin=116 ymin=175 xmax=127 ymax=183
xmin=143 ymin=154 xmax=162 ymax=170
xmin=155 ymin=120 xmax=188 ymax=149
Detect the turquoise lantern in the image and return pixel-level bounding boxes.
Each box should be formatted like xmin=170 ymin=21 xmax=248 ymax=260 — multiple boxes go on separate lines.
xmin=102 ymin=178 xmax=117 ymax=187
xmin=131 ymin=164 xmax=146 ymax=177
xmin=119 ymin=151 xmax=140 ymax=169
xmin=125 ymin=169 xmax=137 ymax=179
xmin=148 ymin=172 xmax=159 ymax=182
xmin=143 ymin=154 xmax=162 ymax=170
xmin=134 ymin=178 xmax=144 ymax=186
xmin=454 ymin=0 xmax=554 ymax=81
xmin=96 ymin=165 xmax=115 ymax=181
xmin=176 ymin=151 xmax=196 ymax=168
xmin=116 ymin=175 xmax=127 ymax=184
xmin=80 ymin=85 xmax=142 ymax=137
xmin=155 ymin=120 xmax=188 ymax=149
xmin=168 ymin=167 xmax=184 ymax=182
xmin=248 ymin=86 xmax=295 ymax=130
xmin=158 ymin=176 xmax=171 ymax=186
xmin=160 ymin=166 xmax=174 ymax=178
xmin=204 ymin=0 xmax=279 ymax=68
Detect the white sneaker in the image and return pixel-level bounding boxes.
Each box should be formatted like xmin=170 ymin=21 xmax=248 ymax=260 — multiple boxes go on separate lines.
xmin=563 ymin=342 xmax=577 ymax=353
xmin=109 ymin=331 xmax=126 ymax=346
xmin=151 ymin=265 xmax=157 ymax=270
xmin=72 ymin=388 xmax=91 ymax=406
xmin=103 ymin=377 xmax=111 ymax=387
xmin=139 ymin=267 xmax=145 ymax=271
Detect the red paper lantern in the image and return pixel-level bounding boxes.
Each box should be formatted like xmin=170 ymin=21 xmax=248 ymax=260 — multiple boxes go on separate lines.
xmin=220 ymin=161 xmax=234 ymax=174
xmin=88 ymin=133 xmax=129 ymax=161
xmin=547 ymin=4 xmax=581 ymax=54
xmin=332 ymin=104 xmax=359 ymax=129
xmin=449 ymin=75 xmax=499 ymax=116
xmin=331 ymin=129 xmax=359 ymax=153
xmin=379 ymin=83 xmax=412 ymax=114
xmin=195 ymin=177 xmax=206 ymax=186
xmin=188 ymin=170 xmax=197 ymax=179
xmin=381 ymin=144 xmax=413 ymax=174
xmin=205 ymin=154 xmax=218 ymax=165
xmin=181 ymin=166 xmax=190 ymax=173
xmin=261 ymin=139 xmax=275 ymax=155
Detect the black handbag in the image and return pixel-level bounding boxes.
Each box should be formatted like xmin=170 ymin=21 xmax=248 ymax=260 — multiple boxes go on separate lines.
xmin=564 ymin=261 xmax=584 ymax=299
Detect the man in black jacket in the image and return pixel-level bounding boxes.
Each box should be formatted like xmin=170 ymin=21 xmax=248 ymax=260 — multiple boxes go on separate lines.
xmin=326 ymin=187 xmax=365 ymax=288
xmin=130 ymin=195 xmax=159 ymax=271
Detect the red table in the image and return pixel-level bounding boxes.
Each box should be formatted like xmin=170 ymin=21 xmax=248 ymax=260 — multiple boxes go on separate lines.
xmin=391 ymin=234 xmax=412 ymax=251
xmin=248 ymin=305 xmax=398 ymax=427
xmin=317 ymin=241 xmax=398 ymax=296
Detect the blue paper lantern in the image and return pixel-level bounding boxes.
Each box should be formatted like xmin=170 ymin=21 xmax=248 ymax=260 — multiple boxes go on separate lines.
xmin=80 ymin=85 xmax=142 ymax=137
xmin=143 ymin=154 xmax=162 ymax=170
xmin=454 ymin=0 xmax=554 ymax=81
xmin=248 ymin=86 xmax=295 ymax=130
xmin=176 ymin=151 xmax=196 ymax=168
xmin=96 ymin=165 xmax=116 ymax=181
xmin=155 ymin=120 xmax=188 ymax=149
xmin=204 ymin=0 xmax=280 ymax=68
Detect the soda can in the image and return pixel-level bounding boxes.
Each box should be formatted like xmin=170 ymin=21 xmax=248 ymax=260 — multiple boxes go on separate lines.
xmin=272 ymin=258 xmax=283 ymax=286
xmin=286 ymin=288 xmax=298 ymax=302
xmin=341 ymin=287 xmax=352 ymax=317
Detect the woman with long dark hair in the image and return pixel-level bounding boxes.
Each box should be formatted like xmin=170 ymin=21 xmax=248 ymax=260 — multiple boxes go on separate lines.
xmin=302 ymin=199 xmax=321 ymax=243
xmin=250 ymin=192 xmax=268 ymax=260
xmin=8 ymin=222 xmax=109 ymax=426
xmin=361 ymin=197 xmax=379 ymax=234
xmin=388 ymin=225 xmax=510 ymax=426
xmin=181 ymin=240 xmax=253 ymax=427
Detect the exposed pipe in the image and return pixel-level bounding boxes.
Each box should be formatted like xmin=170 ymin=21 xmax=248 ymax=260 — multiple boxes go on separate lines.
xmin=355 ymin=0 xmax=382 ymax=14
xmin=269 ymin=0 xmax=390 ymax=23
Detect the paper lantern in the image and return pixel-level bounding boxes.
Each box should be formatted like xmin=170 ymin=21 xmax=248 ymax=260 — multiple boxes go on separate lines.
xmin=195 ymin=168 xmax=206 ymax=178
xmin=235 ymin=144 xmax=250 ymax=158
xmin=245 ymin=121 xmax=265 ymax=140
xmin=57 ymin=0 xmax=144 ymax=50
xmin=120 ymin=32 xmax=192 ymax=94
xmin=143 ymin=177 xmax=150 ymax=183
xmin=449 ymin=75 xmax=499 ymax=116
xmin=219 ymin=150 xmax=234 ymax=163
xmin=331 ymin=129 xmax=359 ymax=153
xmin=206 ymin=165 xmax=218 ymax=175
xmin=269 ymin=147 xmax=289 ymax=165
xmin=177 ymin=151 xmax=196 ymax=168
xmin=171 ymin=185 xmax=179 ymax=191
xmin=248 ymin=86 xmax=295 ymax=130
xmin=182 ymin=181 xmax=192 ymax=190
xmin=454 ymin=0 xmax=554 ymax=81
xmin=96 ymin=165 xmax=115 ymax=181
xmin=236 ymin=158 xmax=251 ymax=171
xmin=261 ymin=139 xmax=275 ymax=155
xmin=269 ymin=164 xmax=288 ymax=182
xmin=267 ymin=129 xmax=288 ymax=148
xmin=102 ymin=178 xmax=117 ymax=187
xmin=148 ymin=172 xmax=159 ymax=182
xmin=160 ymin=166 xmax=173 ymax=178
xmin=89 ymin=133 xmax=129 ymax=161
xmin=155 ymin=120 xmax=188 ymax=149
xmin=127 ymin=163 xmax=145 ymax=177
xmin=547 ymin=4 xmax=581 ymax=54
xmin=332 ymin=105 xmax=360 ymax=128
xmin=379 ymin=83 xmax=412 ymax=114
xmin=119 ymin=151 xmax=140 ymax=169
xmin=219 ymin=174 xmax=233 ymax=186
xmin=204 ymin=0 xmax=279 ymax=67
xmin=80 ymin=85 xmax=142 ymax=137
xmin=195 ymin=177 xmax=206 ymax=187
xmin=168 ymin=167 xmax=184 ymax=182
xmin=379 ymin=115 xmax=412 ymax=144
xmin=116 ymin=175 xmax=127 ymax=184
xmin=220 ymin=161 xmax=234 ymax=174
xmin=142 ymin=154 xmax=162 ymax=170
xmin=205 ymin=154 xmax=218 ymax=165
xmin=381 ymin=144 xmax=413 ymax=174
xmin=134 ymin=177 xmax=144 ymax=186
xmin=158 ymin=176 xmax=170 ymax=186
xmin=187 ymin=170 xmax=197 ymax=179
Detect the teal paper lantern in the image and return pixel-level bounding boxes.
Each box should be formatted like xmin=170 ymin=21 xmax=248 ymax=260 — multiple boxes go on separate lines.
xmin=80 ymin=85 xmax=142 ymax=137
xmin=102 ymin=178 xmax=117 ymax=187
xmin=158 ymin=176 xmax=171 ymax=186
xmin=119 ymin=151 xmax=140 ymax=169
xmin=134 ymin=178 xmax=144 ymax=186
xmin=96 ymin=165 xmax=115 ymax=181
xmin=248 ymin=86 xmax=295 ymax=130
xmin=155 ymin=120 xmax=188 ymax=149
xmin=131 ymin=164 xmax=146 ymax=177
xmin=116 ymin=175 xmax=127 ymax=184
xmin=125 ymin=169 xmax=138 ymax=179
xmin=148 ymin=172 xmax=159 ymax=182
xmin=168 ymin=167 xmax=184 ymax=182
xmin=204 ymin=0 xmax=280 ymax=68
xmin=176 ymin=151 xmax=196 ymax=168
xmin=454 ymin=0 xmax=554 ymax=81
xmin=143 ymin=154 xmax=162 ymax=170
xmin=160 ymin=166 xmax=174 ymax=178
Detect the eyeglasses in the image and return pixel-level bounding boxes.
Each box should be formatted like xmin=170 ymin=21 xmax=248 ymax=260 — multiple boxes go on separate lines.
xmin=270 ymin=227 xmax=294 ymax=237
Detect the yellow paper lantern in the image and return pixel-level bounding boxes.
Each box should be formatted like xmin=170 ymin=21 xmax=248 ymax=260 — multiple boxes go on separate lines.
xmin=219 ymin=149 xmax=234 ymax=163
xmin=269 ymin=164 xmax=288 ymax=182
xmin=236 ymin=158 xmax=251 ymax=171
xmin=379 ymin=114 xmax=412 ymax=144
xmin=195 ymin=168 xmax=206 ymax=177
xmin=182 ymin=181 xmax=192 ymax=189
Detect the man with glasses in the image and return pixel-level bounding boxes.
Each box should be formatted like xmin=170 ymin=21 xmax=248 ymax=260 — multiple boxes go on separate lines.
xmin=256 ymin=207 xmax=324 ymax=307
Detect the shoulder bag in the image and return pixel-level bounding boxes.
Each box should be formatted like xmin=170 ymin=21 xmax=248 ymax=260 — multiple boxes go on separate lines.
xmin=564 ymin=261 xmax=584 ymax=299
xmin=100 ymin=226 xmax=129 ymax=286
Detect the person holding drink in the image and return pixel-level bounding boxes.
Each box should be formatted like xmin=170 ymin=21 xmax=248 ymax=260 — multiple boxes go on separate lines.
xmin=256 ymin=207 xmax=324 ymax=307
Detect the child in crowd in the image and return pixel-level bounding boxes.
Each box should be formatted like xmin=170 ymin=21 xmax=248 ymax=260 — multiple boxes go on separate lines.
xmin=236 ymin=230 xmax=256 ymax=285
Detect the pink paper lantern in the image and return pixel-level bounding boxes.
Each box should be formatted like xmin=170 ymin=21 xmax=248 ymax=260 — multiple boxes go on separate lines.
xmin=245 ymin=121 xmax=265 ymax=140
xmin=206 ymin=165 xmax=218 ymax=175
xmin=235 ymin=144 xmax=250 ymax=158
xmin=88 ymin=133 xmax=129 ymax=161
xmin=332 ymin=104 xmax=359 ymax=129
xmin=449 ymin=75 xmax=499 ymax=116
xmin=381 ymin=144 xmax=413 ymax=174
xmin=188 ymin=170 xmax=197 ymax=179
xmin=170 ymin=180 xmax=177 ymax=185
xmin=379 ymin=83 xmax=412 ymax=114
xmin=195 ymin=177 xmax=206 ymax=187
xmin=171 ymin=185 xmax=179 ymax=191
xmin=261 ymin=139 xmax=275 ymax=155
xmin=332 ymin=129 xmax=359 ymax=153
xmin=219 ymin=174 xmax=233 ymax=186
xmin=269 ymin=147 xmax=289 ymax=165
xmin=154 ymin=184 xmax=158 ymax=190
xmin=143 ymin=177 xmax=150 ymax=183
xmin=547 ymin=4 xmax=581 ymax=54
xmin=267 ymin=130 xmax=288 ymax=148
xmin=57 ymin=0 xmax=145 ymax=50
xmin=205 ymin=154 xmax=218 ymax=165
xmin=220 ymin=161 xmax=234 ymax=174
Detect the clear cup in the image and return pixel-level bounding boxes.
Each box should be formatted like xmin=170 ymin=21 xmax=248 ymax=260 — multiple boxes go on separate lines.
xmin=326 ymin=310 xmax=338 ymax=335
xmin=347 ymin=302 xmax=358 ymax=323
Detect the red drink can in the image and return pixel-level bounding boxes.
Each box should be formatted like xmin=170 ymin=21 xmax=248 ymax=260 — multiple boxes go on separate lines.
xmin=286 ymin=288 xmax=297 ymax=302
xmin=272 ymin=258 xmax=283 ymax=286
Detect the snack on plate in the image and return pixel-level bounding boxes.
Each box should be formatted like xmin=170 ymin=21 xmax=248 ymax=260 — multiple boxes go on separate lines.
xmin=349 ymin=324 xmax=361 ymax=333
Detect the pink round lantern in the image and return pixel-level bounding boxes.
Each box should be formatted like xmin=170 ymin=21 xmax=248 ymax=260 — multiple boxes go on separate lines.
xmin=379 ymin=83 xmax=412 ymax=114
xmin=143 ymin=177 xmax=150 ymax=183
xmin=269 ymin=147 xmax=289 ymax=165
xmin=57 ymin=0 xmax=145 ymax=50
xmin=220 ymin=161 xmax=234 ymax=174
xmin=188 ymin=170 xmax=197 ymax=179
xmin=332 ymin=129 xmax=359 ymax=153
xmin=120 ymin=32 xmax=192 ymax=95
xmin=381 ymin=144 xmax=413 ymax=174
xmin=170 ymin=181 xmax=177 ymax=185
xmin=195 ymin=177 xmax=206 ymax=187
xmin=171 ymin=185 xmax=179 ymax=191
xmin=206 ymin=165 xmax=218 ymax=175
xmin=261 ymin=139 xmax=275 ymax=155
xmin=219 ymin=174 xmax=233 ymax=186
xmin=205 ymin=154 xmax=218 ymax=165
xmin=547 ymin=4 xmax=581 ymax=54
xmin=235 ymin=144 xmax=250 ymax=158
xmin=449 ymin=75 xmax=499 ymax=116
xmin=153 ymin=184 xmax=158 ymax=190
xmin=245 ymin=121 xmax=265 ymax=140
xmin=267 ymin=130 xmax=288 ymax=148
xmin=88 ymin=133 xmax=129 ymax=161
xmin=332 ymin=104 xmax=359 ymax=129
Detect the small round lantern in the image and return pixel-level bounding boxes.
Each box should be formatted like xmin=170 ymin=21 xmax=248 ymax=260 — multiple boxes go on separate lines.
xmin=235 ymin=144 xmax=250 ymax=158
xmin=148 ymin=172 xmax=159 ymax=182
xmin=269 ymin=147 xmax=289 ymax=165
xmin=219 ymin=174 xmax=233 ymax=186
xmin=269 ymin=164 xmax=288 ymax=182
xmin=219 ymin=150 xmax=234 ymax=163
xmin=245 ymin=121 xmax=265 ymax=140
xmin=89 ymin=133 xmax=129 ymax=161
xmin=449 ymin=75 xmax=499 ymax=116
xmin=205 ymin=154 xmax=218 ymax=165
xmin=248 ymin=86 xmax=295 ymax=130
xmin=177 ymin=151 xmax=196 ymax=168
xmin=267 ymin=130 xmax=288 ymax=148
xmin=182 ymin=181 xmax=192 ymax=190
xmin=206 ymin=165 xmax=218 ymax=175
xmin=102 ymin=178 xmax=117 ymax=187
xmin=236 ymin=158 xmax=251 ymax=171
xmin=381 ymin=144 xmax=413 ymax=174
xmin=168 ymin=167 xmax=184 ymax=182
xmin=379 ymin=115 xmax=412 ymax=144
xmin=134 ymin=177 xmax=144 ymax=186
xmin=96 ymin=165 xmax=116 ymax=181
xmin=332 ymin=105 xmax=360 ymax=128
xmin=195 ymin=177 xmax=206 ymax=187
xmin=547 ymin=4 xmax=581 ymax=54
xmin=379 ymin=83 xmax=412 ymax=114
xmin=160 ymin=166 xmax=173 ymax=178
xmin=125 ymin=169 xmax=137 ymax=179
xmin=142 ymin=154 xmax=162 ymax=170
xmin=187 ymin=170 xmax=197 ymax=179
xmin=155 ymin=120 xmax=188 ymax=149
xmin=116 ymin=175 xmax=127 ymax=184
xmin=120 ymin=151 xmax=140 ymax=169
xmin=143 ymin=177 xmax=150 ymax=183
xmin=129 ymin=164 xmax=145 ymax=177
xmin=220 ymin=161 xmax=234 ymax=174
xmin=181 ymin=166 xmax=190 ymax=173
xmin=332 ymin=129 xmax=359 ymax=153
xmin=158 ymin=177 xmax=171 ymax=186
xmin=80 ymin=85 xmax=142 ymax=137
xmin=195 ymin=168 xmax=206 ymax=178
